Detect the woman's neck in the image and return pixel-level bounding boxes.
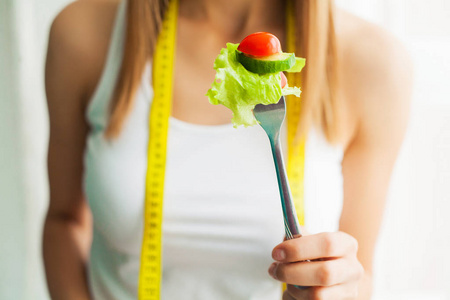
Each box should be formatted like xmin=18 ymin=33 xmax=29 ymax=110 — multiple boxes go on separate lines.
xmin=179 ymin=0 xmax=285 ymax=41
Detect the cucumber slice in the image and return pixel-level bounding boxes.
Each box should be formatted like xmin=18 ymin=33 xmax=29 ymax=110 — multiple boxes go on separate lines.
xmin=236 ymin=51 xmax=295 ymax=74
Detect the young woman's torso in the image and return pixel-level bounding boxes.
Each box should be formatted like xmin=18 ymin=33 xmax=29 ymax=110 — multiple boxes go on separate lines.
xmin=77 ymin=0 xmax=361 ymax=299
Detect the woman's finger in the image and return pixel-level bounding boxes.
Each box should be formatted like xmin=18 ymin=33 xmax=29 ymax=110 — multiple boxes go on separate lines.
xmin=269 ymin=257 xmax=363 ymax=286
xmin=285 ymin=282 xmax=359 ymax=300
xmin=272 ymin=232 xmax=358 ymax=263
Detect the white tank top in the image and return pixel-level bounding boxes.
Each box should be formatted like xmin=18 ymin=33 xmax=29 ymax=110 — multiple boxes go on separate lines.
xmin=83 ymin=2 xmax=344 ymax=299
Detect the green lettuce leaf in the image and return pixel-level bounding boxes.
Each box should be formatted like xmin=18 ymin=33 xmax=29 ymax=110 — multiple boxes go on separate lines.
xmin=206 ymin=43 xmax=303 ymax=127
xmin=282 ymin=85 xmax=301 ymax=97
xmin=286 ymin=57 xmax=306 ymax=73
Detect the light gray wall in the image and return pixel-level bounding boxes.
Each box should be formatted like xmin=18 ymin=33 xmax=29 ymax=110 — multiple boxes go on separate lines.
xmin=0 ymin=0 xmax=71 ymax=299
xmin=0 ymin=1 xmax=27 ymax=299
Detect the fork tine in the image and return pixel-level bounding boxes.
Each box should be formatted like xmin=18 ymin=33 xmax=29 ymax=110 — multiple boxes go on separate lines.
xmin=253 ymin=96 xmax=286 ymax=136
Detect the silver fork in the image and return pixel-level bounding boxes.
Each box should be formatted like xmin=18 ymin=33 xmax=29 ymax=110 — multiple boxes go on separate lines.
xmin=254 ymin=96 xmax=309 ymax=289
xmin=253 ymin=96 xmax=302 ymax=240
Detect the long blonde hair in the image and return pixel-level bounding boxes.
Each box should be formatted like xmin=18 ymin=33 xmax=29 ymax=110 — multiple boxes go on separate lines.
xmin=105 ymin=0 xmax=340 ymax=142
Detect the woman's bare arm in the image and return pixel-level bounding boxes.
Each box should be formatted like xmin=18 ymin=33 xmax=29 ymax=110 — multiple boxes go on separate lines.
xmin=339 ymin=20 xmax=414 ymax=299
xmin=43 ymin=1 xmax=117 ymax=298
xmin=268 ymin=16 xmax=413 ymax=300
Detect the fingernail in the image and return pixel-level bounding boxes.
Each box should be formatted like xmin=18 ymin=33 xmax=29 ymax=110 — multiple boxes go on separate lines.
xmin=273 ymin=249 xmax=286 ymax=261
xmin=268 ymin=263 xmax=278 ymax=279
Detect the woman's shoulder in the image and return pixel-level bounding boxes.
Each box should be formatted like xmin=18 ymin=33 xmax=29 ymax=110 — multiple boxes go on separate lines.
xmin=336 ymin=9 xmax=412 ymax=79
xmin=335 ymin=10 xmax=414 ymax=147
xmin=47 ymin=0 xmax=121 ymax=103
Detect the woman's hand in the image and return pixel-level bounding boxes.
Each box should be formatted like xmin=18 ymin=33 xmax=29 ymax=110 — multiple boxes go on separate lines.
xmin=269 ymin=232 xmax=364 ymax=300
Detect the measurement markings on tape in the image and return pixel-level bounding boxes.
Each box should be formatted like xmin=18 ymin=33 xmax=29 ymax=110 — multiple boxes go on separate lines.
xmin=138 ymin=0 xmax=179 ymax=299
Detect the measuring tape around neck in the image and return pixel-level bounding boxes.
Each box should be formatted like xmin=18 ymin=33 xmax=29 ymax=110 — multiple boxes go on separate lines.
xmin=286 ymin=0 xmax=306 ymax=227
xmin=138 ymin=0 xmax=178 ymax=298
xmin=138 ymin=0 xmax=305 ymax=298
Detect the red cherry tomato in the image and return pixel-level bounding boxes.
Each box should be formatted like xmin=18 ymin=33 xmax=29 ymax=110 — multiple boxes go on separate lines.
xmin=238 ymin=32 xmax=282 ymax=57
xmin=280 ymin=72 xmax=287 ymax=88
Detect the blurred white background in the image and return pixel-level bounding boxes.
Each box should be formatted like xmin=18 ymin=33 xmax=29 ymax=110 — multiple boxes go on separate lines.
xmin=0 ymin=0 xmax=449 ymax=299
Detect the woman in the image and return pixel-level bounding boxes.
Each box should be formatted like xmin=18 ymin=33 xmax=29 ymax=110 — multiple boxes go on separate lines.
xmin=43 ymin=0 xmax=412 ymax=299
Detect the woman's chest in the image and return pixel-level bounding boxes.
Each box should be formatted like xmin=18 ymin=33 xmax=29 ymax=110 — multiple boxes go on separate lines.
xmin=85 ymin=111 xmax=286 ymax=256
xmin=172 ymin=36 xmax=233 ymax=126
xmin=162 ymin=122 xmax=285 ymax=272
xmin=84 ymin=80 xmax=344 ymax=255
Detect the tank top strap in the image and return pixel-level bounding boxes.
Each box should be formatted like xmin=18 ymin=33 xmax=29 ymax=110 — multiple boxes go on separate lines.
xmin=86 ymin=0 xmax=127 ymax=130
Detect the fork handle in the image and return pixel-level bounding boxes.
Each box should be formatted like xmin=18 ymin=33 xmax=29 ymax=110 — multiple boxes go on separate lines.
xmin=269 ymin=136 xmax=302 ymax=239
xmin=270 ymin=137 xmax=311 ymax=290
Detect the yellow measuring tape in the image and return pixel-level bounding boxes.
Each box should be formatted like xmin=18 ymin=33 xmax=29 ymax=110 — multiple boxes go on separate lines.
xmin=138 ymin=0 xmax=178 ymax=298
xmin=138 ymin=0 xmax=305 ymax=298
xmin=285 ymin=0 xmax=306 ymax=227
